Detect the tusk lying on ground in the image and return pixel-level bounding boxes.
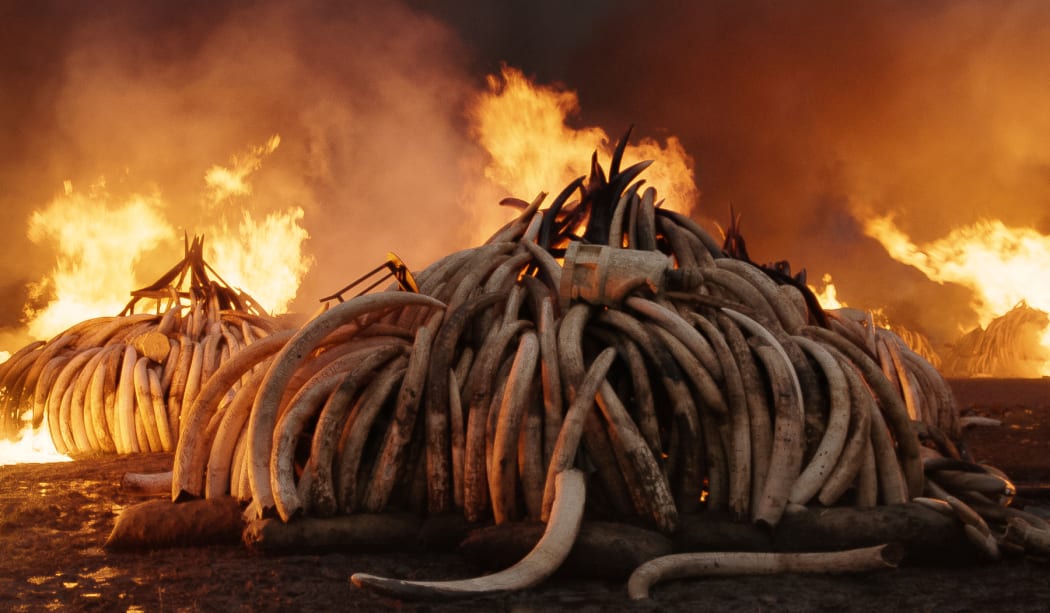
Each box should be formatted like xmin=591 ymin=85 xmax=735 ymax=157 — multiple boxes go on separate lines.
xmin=121 ymin=470 xmax=174 ymax=496
xmin=627 ymin=543 xmax=904 ymax=600
xmin=350 ymin=468 xmax=585 ymax=599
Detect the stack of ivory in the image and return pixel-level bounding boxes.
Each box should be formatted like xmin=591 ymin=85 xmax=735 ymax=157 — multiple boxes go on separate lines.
xmin=166 ymin=137 xmax=1036 ymax=562
xmin=942 ymin=302 xmax=1049 ymax=377
xmin=0 ymin=236 xmax=286 ymax=455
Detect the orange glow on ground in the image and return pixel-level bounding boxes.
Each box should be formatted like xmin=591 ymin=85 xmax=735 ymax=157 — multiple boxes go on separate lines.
xmin=0 ymin=413 xmax=71 ymax=466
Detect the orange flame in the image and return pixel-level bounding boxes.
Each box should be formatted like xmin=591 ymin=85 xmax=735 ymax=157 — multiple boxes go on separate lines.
xmin=207 ymin=207 xmax=312 ymax=315
xmin=205 ymin=135 xmax=282 ymax=204
xmin=810 ymin=273 xmax=847 ymax=310
xmin=0 ymin=412 xmax=71 ymax=466
xmin=18 ymin=136 xmax=309 ymax=345
xmin=202 ymin=136 xmax=311 ymax=314
xmin=468 ymin=66 xmax=698 ymax=241
xmin=24 ymin=180 xmax=173 ymax=339
xmin=865 ymin=215 xmax=1050 ymax=327
xmin=865 ymin=214 xmax=1050 ymax=374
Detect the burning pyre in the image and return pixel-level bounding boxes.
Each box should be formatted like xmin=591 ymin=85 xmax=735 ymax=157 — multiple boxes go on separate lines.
xmin=100 ymin=136 xmax=1048 ymax=601
xmin=0 ymin=236 xmax=287 ymax=456
xmin=942 ymin=303 xmax=1050 ymax=378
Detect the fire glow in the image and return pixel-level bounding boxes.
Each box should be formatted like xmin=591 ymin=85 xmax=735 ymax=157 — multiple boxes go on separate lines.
xmin=865 ymin=215 xmax=1050 ymax=375
xmin=22 ymin=136 xmax=310 ymax=343
xmin=467 ymin=66 xmax=698 ymax=244
xmin=0 ymin=137 xmax=310 ymax=464
xmin=0 ymin=64 xmax=700 ymax=464
xmin=2 ymin=0 xmax=1050 ymax=464
xmin=0 ymin=413 xmax=70 ymax=466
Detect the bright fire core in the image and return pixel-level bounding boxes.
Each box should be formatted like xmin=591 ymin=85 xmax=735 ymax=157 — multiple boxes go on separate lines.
xmin=865 ymin=215 xmax=1050 ymax=376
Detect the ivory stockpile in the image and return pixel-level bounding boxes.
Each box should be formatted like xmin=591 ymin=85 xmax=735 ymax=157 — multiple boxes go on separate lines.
xmin=0 ymin=236 xmax=287 ymax=456
xmin=106 ymin=136 xmax=1049 ymax=600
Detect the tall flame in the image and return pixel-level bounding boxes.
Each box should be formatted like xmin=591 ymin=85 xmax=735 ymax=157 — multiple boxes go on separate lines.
xmin=18 ymin=136 xmax=309 ymax=343
xmin=207 ymin=207 xmax=311 ymax=315
xmin=24 ymin=181 xmax=173 ymax=339
xmin=202 ymin=136 xmax=311 ymax=314
xmin=467 ymin=66 xmax=698 ymax=241
xmin=865 ymin=215 xmax=1050 ymax=328
xmin=811 ymin=273 xmax=847 ymax=310
xmin=205 ymin=135 xmax=282 ymax=204
xmin=865 ymin=214 xmax=1050 ymax=374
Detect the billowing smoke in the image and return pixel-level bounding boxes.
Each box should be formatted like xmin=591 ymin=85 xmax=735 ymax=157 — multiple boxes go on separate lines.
xmin=573 ymin=0 xmax=1050 ymax=344
xmin=427 ymin=0 xmax=1050 ymax=345
xmin=4 ymin=0 xmax=1050 ymax=352
xmin=0 ymin=0 xmax=486 ymax=347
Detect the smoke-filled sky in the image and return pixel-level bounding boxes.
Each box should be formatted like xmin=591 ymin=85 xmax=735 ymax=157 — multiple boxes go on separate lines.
xmin=2 ymin=0 xmax=1049 ymax=347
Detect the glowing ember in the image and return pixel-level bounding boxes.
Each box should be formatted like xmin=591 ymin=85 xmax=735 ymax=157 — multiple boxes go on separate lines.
xmin=865 ymin=215 xmax=1050 ymax=375
xmin=468 ymin=66 xmax=698 ymax=242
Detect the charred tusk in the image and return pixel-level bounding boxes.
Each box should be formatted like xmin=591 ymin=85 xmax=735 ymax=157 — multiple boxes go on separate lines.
xmin=1003 ymin=517 xmax=1050 ymax=556
xmin=351 ymin=468 xmax=586 ymax=599
xmin=490 ymin=331 xmax=540 ymax=524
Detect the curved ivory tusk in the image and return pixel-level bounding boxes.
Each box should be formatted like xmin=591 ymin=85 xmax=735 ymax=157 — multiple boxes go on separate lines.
xmin=628 ymin=543 xmax=903 ymax=600
xmin=749 ymin=342 xmax=804 ymax=528
xmin=489 ymin=331 xmax=540 ymax=524
xmin=789 ymin=336 xmax=850 ymax=505
xmin=627 ymin=297 xmax=723 ymax=382
xmin=246 ymin=292 xmax=445 ymax=518
xmin=721 ymin=308 xmax=803 ymax=419
xmin=172 ymin=330 xmax=296 ymax=500
xmin=800 ymin=325 xmax=924 ymax=499
xmin=714 ymin=258 xmax=805 ymax=334
xmin=351 ymin=468 xmax=586 ymax=599
xmin=520 ymin=239 xmax=563 ymax=291
xmin=816 ymin=354 xmax=874 ymax=506
xmin=717 ymin=311 xmax=772 ymax=508
xmin=115 ymin=346 xmax=139 ymax=454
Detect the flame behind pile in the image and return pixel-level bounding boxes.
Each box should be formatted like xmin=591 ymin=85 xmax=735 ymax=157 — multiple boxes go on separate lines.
xmin=865 ymin=215 xmax=1050 ymax=376
xmin=21 ymin=136 xmax=310 ymax=344
xmin=466 ymin=66 xmax=698 ymax=245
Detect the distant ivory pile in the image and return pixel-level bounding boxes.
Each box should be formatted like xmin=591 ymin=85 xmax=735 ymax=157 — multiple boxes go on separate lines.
xmin=0 ymin=236 xmax=285 ymax=455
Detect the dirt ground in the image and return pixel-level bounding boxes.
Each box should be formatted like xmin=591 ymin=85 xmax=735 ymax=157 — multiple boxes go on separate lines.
xmin=2 ymin=379 xmax=1049 ymax=612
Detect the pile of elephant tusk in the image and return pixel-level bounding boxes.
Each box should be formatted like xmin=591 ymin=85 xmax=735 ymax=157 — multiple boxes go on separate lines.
xmin=48 ymin=133 xmax=1050 ymax=601
xmin=0 ymin=236 xmax=286 ymax=455
xmin=942 ymin=302 xmax=1049 ymax=377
